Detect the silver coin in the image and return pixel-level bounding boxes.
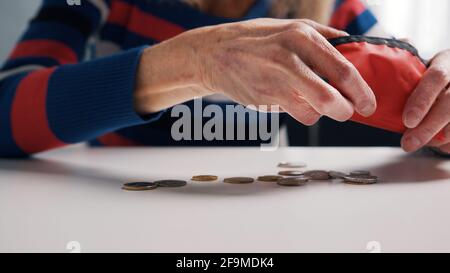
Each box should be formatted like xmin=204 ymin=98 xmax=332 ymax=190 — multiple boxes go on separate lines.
xmin=343 ymin=175 xmax=378 ymax=185
xmin=278 ymin=170 xmax=304 ymax=177
xmin=329 ymin=171 xmax=347 ymax=179
xmin=303 ymin=170 xmax=331 ymax=180
xmin=154 ymin=180 xmax=187 ymax=188
xmin=277 ymin=176 xmax=309 ymax=187
xmin=350 ymin=170 xmax=371 ymax=177
xmin=277 ymin=162 xmax=307 ymax=169
xmin=122 ymin=182 xmax=158 ymax=191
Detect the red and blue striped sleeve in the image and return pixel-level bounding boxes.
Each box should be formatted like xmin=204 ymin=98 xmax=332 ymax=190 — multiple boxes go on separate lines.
xmin=0 ymin=0 xmax=162 ymax=158
xmin=330 ymin=0 xmax=378 ymax=35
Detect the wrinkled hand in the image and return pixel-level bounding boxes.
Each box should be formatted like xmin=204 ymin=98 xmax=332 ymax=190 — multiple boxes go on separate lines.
xmin=402 ymin=50 xmax=450 ymax=153
xmin=195 ymin=18 xmax=376 ymax=125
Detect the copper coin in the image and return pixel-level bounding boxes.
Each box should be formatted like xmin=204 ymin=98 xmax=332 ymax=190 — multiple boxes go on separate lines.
xmin=154 ymin=180 xmax=187 ymax=188
xmin=191 ymin=175 xmax=218 ymax=182
xmin=122 ymin=182 xmax=158 ymax=191
xmin=223 ymin=177 xmax=255 ymax=184
xmin=257 ymin=175 xmax=284 ymax=182
xmin=303 ymin=170 xmax=331 ymax=180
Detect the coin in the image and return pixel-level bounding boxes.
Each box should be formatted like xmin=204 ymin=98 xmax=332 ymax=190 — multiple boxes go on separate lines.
xmin=154 ymin=180 xmax=187 ymax=187
xmin=278 ymin=162 xmax=307 ymax=169
xmin=257 ymin=175 xmax=283 ymax=182
xmin=191 ymin=175 xmax=218 ymax=182
xmin=277 ymin=176 xmax=309 ymax=187
xmin=122 ymin=182 xmax=158 ymax=191
xmin=329 ymin=171 xmax=347 ymax=179
xmin=343 ymin=175 xmax=378 ymax=185
xmin=223 ymin=177 xmax=254 ymax=184
xmin=278 ymin=170 xmax=304 ymax=177
xmin=350 ymin=170 xmax=371 ymax=177
xmin=303 ymin=170 xmax=331 ymax=180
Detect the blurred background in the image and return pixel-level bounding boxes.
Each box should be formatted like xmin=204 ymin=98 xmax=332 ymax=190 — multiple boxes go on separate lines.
xmin=369 ymin=0 xmax=450 ymax=58
xmin=0 ymin=0 xmax=449 ymax=61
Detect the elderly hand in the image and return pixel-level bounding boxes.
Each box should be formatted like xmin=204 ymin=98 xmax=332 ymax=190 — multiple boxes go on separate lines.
xmin=135 ymin=18 xmax=377 ymax=125
xmin=402 ymin=49 xmax=450 ymax=153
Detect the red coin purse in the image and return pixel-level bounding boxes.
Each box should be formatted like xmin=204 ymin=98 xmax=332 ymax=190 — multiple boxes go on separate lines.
xmin=329 ymin=36 xmax=444 ymax=141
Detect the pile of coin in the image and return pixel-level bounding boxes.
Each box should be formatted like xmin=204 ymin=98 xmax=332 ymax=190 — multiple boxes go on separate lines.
xmin=274 ymin=169 xmax=378 ymax=186
xmin=122 ymin=162 xmax=379 ymax=191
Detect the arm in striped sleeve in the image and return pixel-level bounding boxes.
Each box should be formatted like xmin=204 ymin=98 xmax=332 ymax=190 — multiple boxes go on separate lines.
xmin=0 ymin=0 xmax=162 ymax=158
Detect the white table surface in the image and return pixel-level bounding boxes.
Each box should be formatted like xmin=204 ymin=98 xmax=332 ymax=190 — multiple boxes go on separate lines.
xmin=1 ymin=146 xmax=450 ymax=253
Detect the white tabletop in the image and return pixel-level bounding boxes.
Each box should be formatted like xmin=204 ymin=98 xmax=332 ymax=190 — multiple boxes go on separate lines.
xmin=1 ymin=146 xmax=450 ymax=253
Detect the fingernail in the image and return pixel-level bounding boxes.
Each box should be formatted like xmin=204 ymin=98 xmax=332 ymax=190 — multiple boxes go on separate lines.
xmin=358 ymin=100 xmax=375 ymax=117
xmin=404 ymin=136 xmax=422 ymax=151
xmin=405 ymin=108 xmax=421 ymax=128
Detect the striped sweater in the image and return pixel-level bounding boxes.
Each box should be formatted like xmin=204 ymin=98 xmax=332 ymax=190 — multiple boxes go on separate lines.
xmin=0 ymin=0 xmax=380 ymax=157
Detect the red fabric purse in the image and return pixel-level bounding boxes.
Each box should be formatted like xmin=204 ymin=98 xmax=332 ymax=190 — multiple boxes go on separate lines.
xmin=329 ymin=36 xmax=444 ymax=140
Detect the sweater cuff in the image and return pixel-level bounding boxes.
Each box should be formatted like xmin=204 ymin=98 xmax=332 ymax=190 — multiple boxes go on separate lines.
xmin=46 ymin=46 xmax=165 ymax=143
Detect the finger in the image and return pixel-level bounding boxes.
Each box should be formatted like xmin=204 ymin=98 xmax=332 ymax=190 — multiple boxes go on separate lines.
xmin=238 ymin=18 xmax=348 ymax=39
xmin=403 ymin=50 xmax=450 ymax=128
xmin=269 ymin=48 xmax=354 ymax=122
xmin=281 ymin=95 xmax=322 ymax=126
xmin=284 ymin=26 xmax=377 ymax=117
xmin=401 ymin=89 xmax=450 ymax=152
xmin=301 ymin=19 xmax=349 ymax=39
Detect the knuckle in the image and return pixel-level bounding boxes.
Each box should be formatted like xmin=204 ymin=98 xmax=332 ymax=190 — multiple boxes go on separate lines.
xmin=335 ymin=61 xmax=355 ymax=82
xmin=288 ymin=20 xmax=310 ymax=31
xmin=283 ymin=52 xmax=299 ymax=67
xmin=293 ymin=27 xmax=314 ymax=41
xmin=299 ymin=19 xmax=313 ymax=24
xmin=286 ymin=22 xmax=301 ymax=31
xmin=419 ymin=126 xmax=436 ymax=139
xmin=278 ymin=29 xmax=298 ymax=45
xmin=315 ymin=91 xmax=337 ymax=112
xmin=301 ymin=19 xmax=315 ymax=26
xmin=428 ymin=65 xmax=450 ymax=83
xmin=411 ymin=97 xmax=431 ymax=112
